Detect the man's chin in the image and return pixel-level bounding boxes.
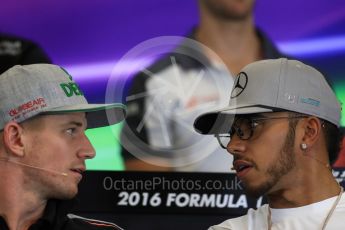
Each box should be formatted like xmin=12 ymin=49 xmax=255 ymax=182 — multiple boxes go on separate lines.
xmin=53 ymin=188 xmax=78 ymax=200
xmin=243 ymin=183 xmax=270 ymax=199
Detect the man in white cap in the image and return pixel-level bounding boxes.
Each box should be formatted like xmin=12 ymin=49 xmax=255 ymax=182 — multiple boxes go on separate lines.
xmin=194 ymin=58 xmax=344 ymax=229
xmin=0 ymin=64 xmax=126 ymax=230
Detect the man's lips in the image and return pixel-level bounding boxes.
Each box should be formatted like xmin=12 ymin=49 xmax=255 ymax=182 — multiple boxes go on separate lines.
xmin=70 ymin=167 xmax=85 ymax=175
xmin=233 ymin=160 xmax=254 ymax=176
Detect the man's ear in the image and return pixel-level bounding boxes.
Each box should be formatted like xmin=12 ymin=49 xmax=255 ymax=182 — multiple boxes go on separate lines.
xmin=300 ymin=117 xmax=323 ymax=149
xmin=2 ymin=121 xmax=26 ymax=157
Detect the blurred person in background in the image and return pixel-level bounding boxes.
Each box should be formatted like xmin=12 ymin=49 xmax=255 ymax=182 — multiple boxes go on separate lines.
xmin=0 ymin=33 xmax=51 ymax=74
xmin=121 ymin=0 xmax=289 ymax=171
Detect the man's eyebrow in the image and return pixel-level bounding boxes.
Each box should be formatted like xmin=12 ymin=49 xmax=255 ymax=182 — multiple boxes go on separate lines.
xmin=65 ymin=121 xmax=85 ymax=127
xmin=236 ymin=113 xmax=266 ymax=119
xmin=252 ymin=114 xmax=266 ymax=118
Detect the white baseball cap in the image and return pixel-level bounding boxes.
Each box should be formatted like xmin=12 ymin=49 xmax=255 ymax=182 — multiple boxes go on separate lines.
xmin=194 ymin=58 xmax=341 ymax=134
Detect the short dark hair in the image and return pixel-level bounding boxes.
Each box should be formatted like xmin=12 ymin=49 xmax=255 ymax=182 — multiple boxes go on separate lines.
xmin=288 ymin=112 xmax=342 ymax=164
xmin=323 ymin=121 xmax=342 ymax=164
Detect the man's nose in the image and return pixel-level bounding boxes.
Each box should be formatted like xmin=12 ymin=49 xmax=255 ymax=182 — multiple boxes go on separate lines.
xmin=78 ymin=134 xmax=96 ymax=159
xmin=227 ymin=134 xmax=246 ymax=155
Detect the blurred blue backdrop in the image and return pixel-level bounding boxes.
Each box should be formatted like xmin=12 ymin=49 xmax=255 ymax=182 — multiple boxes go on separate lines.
xmin=1 ymin=0 xmax=344 ymax=101
xmin=1 ymin=0 xmax=345 ymax=169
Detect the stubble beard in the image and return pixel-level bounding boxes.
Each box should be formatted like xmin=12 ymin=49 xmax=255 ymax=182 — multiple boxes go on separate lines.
xmin=244 ymin=126 xmax=297 ymax=198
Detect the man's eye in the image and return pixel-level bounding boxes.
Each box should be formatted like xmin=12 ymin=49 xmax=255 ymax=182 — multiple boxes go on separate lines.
xmin=66 ymin=128 xmax=76 ymax=135
xmin=252 ymin=121 xmax=260 ymax=128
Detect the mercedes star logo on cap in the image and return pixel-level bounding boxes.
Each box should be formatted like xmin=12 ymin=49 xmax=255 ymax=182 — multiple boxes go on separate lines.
xmin=231 ymin=72 xmax=248 ymax=98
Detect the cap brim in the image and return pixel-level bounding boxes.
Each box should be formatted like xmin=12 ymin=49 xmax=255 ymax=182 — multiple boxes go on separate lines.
xmin=43 ymin=103 xmax=126 ymax=129
xmin=193 ymin=105 xmax=273 ymax=134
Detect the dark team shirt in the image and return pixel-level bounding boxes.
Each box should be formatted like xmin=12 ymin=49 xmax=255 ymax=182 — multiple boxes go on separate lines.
xmin=121 ymin=28 xmax=289 ymax=161
xmin=0 ymin=199 xmax=123 ymax=230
